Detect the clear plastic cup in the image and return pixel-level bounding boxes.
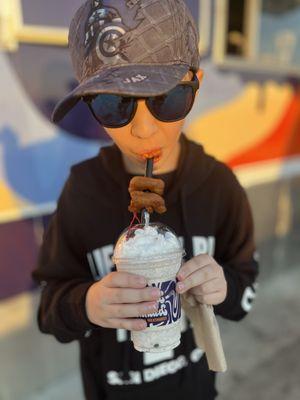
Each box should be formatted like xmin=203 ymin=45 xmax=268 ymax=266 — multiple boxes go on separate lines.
xmin=113 ymin=223 xmax=185 ymax=353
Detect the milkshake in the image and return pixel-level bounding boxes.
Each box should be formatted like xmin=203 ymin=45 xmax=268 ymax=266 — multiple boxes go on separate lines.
xmin=113 ymin=223 xmax=184 ymax=352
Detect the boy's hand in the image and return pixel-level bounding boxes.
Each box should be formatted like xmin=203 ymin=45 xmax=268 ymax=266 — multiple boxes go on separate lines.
xmin=176 ymin=254 xmax=227 ymax=306
xmin=85 ymin=272 xmax=161 ymax=331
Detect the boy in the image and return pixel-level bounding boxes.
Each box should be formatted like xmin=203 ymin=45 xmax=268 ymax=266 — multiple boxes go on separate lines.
xmin=33 ymin=1 xmax=259 ymax=399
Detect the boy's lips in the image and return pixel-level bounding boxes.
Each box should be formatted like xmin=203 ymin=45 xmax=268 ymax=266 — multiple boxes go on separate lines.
xmin=135 ymin=148 xmax=162 ymax=163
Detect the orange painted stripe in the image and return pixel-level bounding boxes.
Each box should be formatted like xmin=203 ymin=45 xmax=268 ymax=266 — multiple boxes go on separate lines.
xmin=228 ymin=92 xmax=300 ymax=168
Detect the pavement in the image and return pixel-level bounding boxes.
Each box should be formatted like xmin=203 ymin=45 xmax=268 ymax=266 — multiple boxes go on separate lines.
xmin=21 ymin=265 xmax=300 ymax=400
xmin=217 ymin=266 xmax=300 ymax=400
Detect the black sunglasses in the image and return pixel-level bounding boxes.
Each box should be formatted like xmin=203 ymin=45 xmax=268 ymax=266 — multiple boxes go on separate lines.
xmin=83 ymin=73 xmax=199 ymax=128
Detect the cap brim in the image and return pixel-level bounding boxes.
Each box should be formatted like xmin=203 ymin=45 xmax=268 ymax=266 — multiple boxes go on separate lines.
xmin=52 ymin=63 xmax=190 ymax=123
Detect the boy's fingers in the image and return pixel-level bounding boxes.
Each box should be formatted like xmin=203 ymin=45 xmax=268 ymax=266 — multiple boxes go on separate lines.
xmin=176 ymin=267 xmax=216 ymax=293
xmin=108 ymin=302 xmax=158 ymax=319
xmin=109 ymin=287 xmax=161 ymax=304
xmin=194 ymin=291 xmax=225 ymax=306
xmin=108 ymin=318 xmax=147 ymax=331
xmin=105 ymin=271 xmax=147 ymax=288
xmin=177 ymin=254 xmax=212 ymax=280
xmin=189 ymin=278 xmax=225 ymax=296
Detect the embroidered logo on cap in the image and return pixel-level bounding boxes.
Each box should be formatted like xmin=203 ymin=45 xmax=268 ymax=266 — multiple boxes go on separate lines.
xmin=84 ymin=0 xmax=144 ymax=64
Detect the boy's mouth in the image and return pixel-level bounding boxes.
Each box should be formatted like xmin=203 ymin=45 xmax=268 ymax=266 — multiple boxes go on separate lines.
xmin=136 ymin=148 xmax=162 ymax=163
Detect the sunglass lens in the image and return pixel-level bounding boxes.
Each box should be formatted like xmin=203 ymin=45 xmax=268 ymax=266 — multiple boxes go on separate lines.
xmin=90 ymin=94 xmax=135 ymax=127
xmin=147 ymin=85 xmax=195 ymax=122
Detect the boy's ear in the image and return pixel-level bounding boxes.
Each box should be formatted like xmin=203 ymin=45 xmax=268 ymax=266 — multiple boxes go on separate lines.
xmin=195 ymin=69 xmax=204 ymax=97
xmin=196 ymin=69 xmax=204 ymax=85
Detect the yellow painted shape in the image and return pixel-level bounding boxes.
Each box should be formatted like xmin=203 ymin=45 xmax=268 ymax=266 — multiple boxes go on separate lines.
xmin=186 ymin=82 xmax=293 ymax=161
xmin=0 ymin=181 xmax=24 ymax=211
xmin=0 ymin=0 xmax=68 ymax=51
xmin=0 ymin=181 xmax=34 ymax=223
xmin=0 ymin=293 xmax=33 ymax=337
xmin=0 ymin=0 xmax=22 ymax=51
xmin=17 ymin=25 xmax=68 ymax=47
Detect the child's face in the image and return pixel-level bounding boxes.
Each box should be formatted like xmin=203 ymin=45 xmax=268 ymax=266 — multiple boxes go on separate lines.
xmin=104 ymin=69 xmax=203 ymax=175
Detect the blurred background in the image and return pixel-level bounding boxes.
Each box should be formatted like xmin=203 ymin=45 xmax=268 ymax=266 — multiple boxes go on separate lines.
xmin=0 ymin=0 xmax=299 ymax=399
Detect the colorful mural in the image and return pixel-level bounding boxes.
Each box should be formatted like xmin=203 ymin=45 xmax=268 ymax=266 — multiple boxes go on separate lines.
xmin=187 ymin=74 xmax=300 ymax=166
xmin=0 ymin=52 xmax=102 ymax=224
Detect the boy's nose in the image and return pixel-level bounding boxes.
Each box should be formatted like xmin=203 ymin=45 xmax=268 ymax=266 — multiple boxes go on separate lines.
xmin=131 ymin=100 xmax=158 ymax=139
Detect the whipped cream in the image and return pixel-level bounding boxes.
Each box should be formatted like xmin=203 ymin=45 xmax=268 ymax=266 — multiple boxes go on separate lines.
xmin=114 ymin=225 xmax=181 ymax=259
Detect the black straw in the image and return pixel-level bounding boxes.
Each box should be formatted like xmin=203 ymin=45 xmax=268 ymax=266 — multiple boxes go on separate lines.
xmin=146 ymin=158 xmax=154 ymax=178
xmin=141 ymin=158 xmax=154 ymax=224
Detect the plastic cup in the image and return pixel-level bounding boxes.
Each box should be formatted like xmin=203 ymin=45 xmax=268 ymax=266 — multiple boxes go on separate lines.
xmin=113 ymin=223 xmax=184 ymax=353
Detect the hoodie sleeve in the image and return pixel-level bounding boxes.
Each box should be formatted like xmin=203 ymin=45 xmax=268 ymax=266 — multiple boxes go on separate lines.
xmin=213 ymin=164 xmax=259 ymax=321
xmin=32 ymin=173 xmax=99 ymax=343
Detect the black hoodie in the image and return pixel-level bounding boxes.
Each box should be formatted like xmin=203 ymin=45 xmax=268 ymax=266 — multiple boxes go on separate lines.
xmin=32 ymin=134 xmax=259 ymax=400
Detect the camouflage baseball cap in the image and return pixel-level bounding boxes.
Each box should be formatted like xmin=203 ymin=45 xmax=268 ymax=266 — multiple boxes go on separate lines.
xmin=52 ymin=0 xmax=200 ymax=123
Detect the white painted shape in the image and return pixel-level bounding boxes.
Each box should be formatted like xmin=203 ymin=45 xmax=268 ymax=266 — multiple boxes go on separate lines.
xmin=0 ymin=51 xmax=57 ymax=146
xmin=241 ymin=286 xmax=257 ymax=312
xmin=253 ymin=250 xmax=260 ymax=262
xmin=178 ymin=236 xmax=184 ymax=248
xmin=116 ymin=329 xmax=127 ymax=343
xmin=192 ymin=236 xmax=208 ymax=255
xmin=92 ymin=249 xmax=105 ymax=278
xmin=87 ymin=252 xmax=99 ymax=280
xmin=207 ymin=236 xmax=216 ymax=256
xmin=180 ymin=312 xmax=188 ymax=333
xmin=190 ymin=348 xmax=204 ymax=363
xmin=101 ymin=244 xmax=114 ymax=273
xmin=143 ymin=349 xmax=174 ymax=366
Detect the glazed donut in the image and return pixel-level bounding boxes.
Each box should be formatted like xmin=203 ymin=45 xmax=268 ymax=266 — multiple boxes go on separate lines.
xmin=128 ymin=176 xmax=165 ymax=196
xmin=128 ymin=177 xmax=167 ymax=214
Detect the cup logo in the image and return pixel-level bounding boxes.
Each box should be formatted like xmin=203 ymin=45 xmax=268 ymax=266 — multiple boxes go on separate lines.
xmin=142 ymin=280 xmax=181 ymax=327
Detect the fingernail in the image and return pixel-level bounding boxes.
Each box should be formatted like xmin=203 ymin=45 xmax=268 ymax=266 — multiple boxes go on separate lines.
xmin=177 ymin=282 xmax=185 ymax=292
